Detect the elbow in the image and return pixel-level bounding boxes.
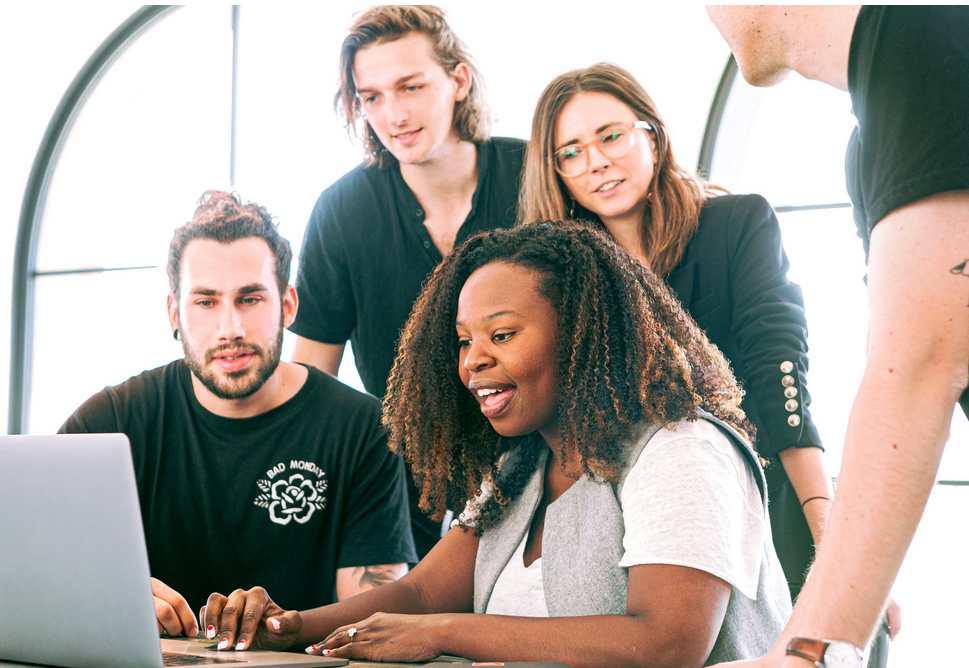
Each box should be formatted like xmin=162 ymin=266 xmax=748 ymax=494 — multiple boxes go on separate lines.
xmin=625 ymin=623 xmax=720 ymax=668
xmin=869 ymin=336 xmax=969 ymax=406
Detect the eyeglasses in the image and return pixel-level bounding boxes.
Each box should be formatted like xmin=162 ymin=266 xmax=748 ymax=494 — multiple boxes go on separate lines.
xmin=553 ymin=121 xmax=654 ymax=178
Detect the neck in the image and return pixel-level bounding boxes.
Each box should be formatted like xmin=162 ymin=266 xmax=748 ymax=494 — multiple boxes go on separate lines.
xmin=783 ymin=5 xmax=861 ymax=91
xmin=600 ymin=214 xmax=650 ymax=267
xmin=400 ymin=139 xmax=479 ymax=207
xmin=191 ymin=361 xmax=307 ymax=419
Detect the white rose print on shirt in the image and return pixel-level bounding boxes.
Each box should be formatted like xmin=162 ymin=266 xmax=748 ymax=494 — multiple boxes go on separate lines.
xmin=254 ymin=461 xmax=328 ymax=525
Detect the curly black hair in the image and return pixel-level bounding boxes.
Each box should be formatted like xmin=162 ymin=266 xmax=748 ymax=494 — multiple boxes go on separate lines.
xmin=383 ymin=221 xmax=749 ymax=530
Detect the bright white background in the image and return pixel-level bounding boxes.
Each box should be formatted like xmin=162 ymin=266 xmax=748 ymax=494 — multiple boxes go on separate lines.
xmin=1 ymin=5 xmax=965 ymax=664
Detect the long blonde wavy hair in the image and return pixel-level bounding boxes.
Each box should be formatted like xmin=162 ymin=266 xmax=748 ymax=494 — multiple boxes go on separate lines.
xmin=519 ymin=62 xmax=724 ymax=276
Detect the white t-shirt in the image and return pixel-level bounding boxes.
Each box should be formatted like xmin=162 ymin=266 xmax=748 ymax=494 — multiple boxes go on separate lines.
xmin=485 ymin=532 xmax=550 ymax=617
xmin=617 ymin=419 xmax=765 ymax=599
xmin=484 ymin=419 xmax=766 ymax=614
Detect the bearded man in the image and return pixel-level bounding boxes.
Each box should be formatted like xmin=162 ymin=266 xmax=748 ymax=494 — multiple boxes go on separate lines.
xmin=61 ymin=191 xmax=415 ymax=645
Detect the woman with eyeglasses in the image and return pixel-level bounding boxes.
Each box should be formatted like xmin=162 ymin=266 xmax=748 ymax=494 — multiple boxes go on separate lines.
xmin=519 ymin=62 xmax=832 ymax=602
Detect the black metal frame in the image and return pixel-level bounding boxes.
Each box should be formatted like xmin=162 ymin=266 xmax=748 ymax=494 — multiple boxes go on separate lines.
xmin=697 ymin=54 xmax=737 ymax=179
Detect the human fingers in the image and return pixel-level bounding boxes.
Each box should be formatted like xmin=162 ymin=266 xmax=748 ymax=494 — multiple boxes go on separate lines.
xmin=263 ymin=609 xmax=302 ymax=639
xmin=153 ymin=595 xmax=186 ymax=637
xmin=202 ymin=593 xmax=227 ymax=641
xmin=231 ymin=586 xmax=272 ymax=652
xmin=215 ymin=590 xmax=249 ymax=650
xmin=304 ymin=623 xmax=363 ymax=657
xmin=150 ymin=578 xmax=198 ymax=637
xmin=886 ymin=598 xmax=902 ymax=640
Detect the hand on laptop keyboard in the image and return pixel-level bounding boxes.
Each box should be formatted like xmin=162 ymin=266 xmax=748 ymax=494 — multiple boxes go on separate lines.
xmin=201 ymin=586 xmax=301 ymax=652
xmin=154 ymin=577 xmax=199 ymax=638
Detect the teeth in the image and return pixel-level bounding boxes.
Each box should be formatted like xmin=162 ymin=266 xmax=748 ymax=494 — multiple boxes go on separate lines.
xmin=597 ymin=181 xmax=620 ymax=192
xmin=477 ymin=388 xmax=503 ymax=397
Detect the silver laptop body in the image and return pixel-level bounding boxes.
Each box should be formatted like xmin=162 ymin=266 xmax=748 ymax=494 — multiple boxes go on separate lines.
xmin=0 ymin=434 xmax=345 ymax=668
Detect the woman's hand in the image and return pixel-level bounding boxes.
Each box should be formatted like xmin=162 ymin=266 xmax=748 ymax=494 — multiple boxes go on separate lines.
xmin=200 ymin=586 xmax=301 ymax=652
xmin=304 ymin=612 xmax=444 ymax=662
xmin=886 ymin=597 xmax=902 ymax=640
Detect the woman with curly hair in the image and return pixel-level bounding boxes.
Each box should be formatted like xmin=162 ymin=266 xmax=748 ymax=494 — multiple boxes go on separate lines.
xmin=203 ymin=222 xmax=791 ymax=667
xmin=520 ymin=62 xmax=834 ymax=600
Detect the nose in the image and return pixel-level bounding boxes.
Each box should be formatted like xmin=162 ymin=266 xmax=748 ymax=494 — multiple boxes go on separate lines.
xmin=385 ymin=95 xmax=409 ymax=127
xmin=588 ymin=142 xmax=612 ymax=174
xmin=461 ymin=339 xmax=493 ymax=373
xmin=218 ymin=304 xmax=245 ymax=341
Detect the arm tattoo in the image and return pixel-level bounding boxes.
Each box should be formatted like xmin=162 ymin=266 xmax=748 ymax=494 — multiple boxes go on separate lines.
xmin=353 ymin=563 xmax=406 ymax=590
xmin=950 ymin=259 xmax=969 ymax=306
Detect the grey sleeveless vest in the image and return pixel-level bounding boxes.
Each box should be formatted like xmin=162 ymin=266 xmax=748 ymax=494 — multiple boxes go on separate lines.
xmin=473 ymin=411 xmax=792 ymax=665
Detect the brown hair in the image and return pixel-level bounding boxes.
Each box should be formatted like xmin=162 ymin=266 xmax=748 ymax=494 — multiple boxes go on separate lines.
xmin=336 ymin=5 xmax=490 ymax=167
xmin=519 ymin=62 xmax=724 ymax=277
xmin=383 ymin=221 xmax=749 ymax=530
xmin=167 ymin=190 xmax=292 ymax=297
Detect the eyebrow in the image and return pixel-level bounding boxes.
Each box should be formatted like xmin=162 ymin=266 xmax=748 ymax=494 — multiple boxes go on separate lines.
xmin=555 ymin=122 xmax=626 ymax=152
xmin=189 ymin=283 xmax=269 ymax=297
xmin=455 ymin=309 xmax=521 ymax=327
xmin=356 ymin=72 xmax=428 ymax=96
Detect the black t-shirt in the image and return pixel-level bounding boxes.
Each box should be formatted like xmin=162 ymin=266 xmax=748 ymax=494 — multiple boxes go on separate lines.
xmin=290 ymin=137 xmax=525 ymax=400
xmin=60 ymin=361 xmax=416 ymax=612
xmin=846 ymin=6 xmax=969 ymax=417
xmin=846 ymin=5 xmax=969 ymax=259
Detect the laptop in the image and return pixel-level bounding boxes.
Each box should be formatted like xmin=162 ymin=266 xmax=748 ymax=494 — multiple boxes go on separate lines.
xmin=0 ymin=434 xmax=346 ymax=668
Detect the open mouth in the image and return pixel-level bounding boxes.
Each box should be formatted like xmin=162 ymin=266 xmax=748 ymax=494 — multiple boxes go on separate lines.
xmin=394 ymin=129 xmax=422 ymax=145
xmin=472 ymin=385 xmax=517 ymax=419
xmin=212 ymin=349 xmax=255 ymax=373
xmin=595 ymin=180 xmax=623 ymax=195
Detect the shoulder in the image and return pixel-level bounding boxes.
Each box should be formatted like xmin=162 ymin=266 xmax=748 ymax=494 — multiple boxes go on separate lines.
xmin=310 ymin=162 xmax=398 ymax=224
xmin=483 ymin=137 xmax=527 ymax=171
xmin=61 ymin=360 xmax=186 ymax=433
xmin=698 ymin=193 xmax=780 ymax=253
xmin=485 ymin=136 xmax=527 ymax=154
xmin=99 ymin=360 xmax=185 ymax=404
xmin=640 ymin=419 xmax=746 ymax=460
xmin=300 ymin=366 xmax=384 ymax=425
xmin=701 ymin=193 xmax=775 ymax=227
xmin=628 ymin=419 xmax=755 ymax=495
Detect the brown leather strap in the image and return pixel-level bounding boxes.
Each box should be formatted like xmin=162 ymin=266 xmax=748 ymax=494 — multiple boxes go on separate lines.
xmin=786 ymin=637 xmax=827 ymax=665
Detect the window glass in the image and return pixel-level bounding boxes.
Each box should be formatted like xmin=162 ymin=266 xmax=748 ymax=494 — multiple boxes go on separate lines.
xmin=36 ymin=6 xmax=232 ymax=274
xmin=30 ymin=268 xmax=177 ymax=433
xmin=710 ymin=73 xmax=854 ymax=206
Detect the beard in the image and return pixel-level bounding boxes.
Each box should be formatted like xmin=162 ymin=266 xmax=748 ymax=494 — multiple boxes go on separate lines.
xmin=181 ymin=321 xmax=284 ymax=401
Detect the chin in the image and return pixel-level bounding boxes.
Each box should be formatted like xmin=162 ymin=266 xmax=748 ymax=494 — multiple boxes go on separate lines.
xmin=737 ymin=60 xmax=794 ymax=88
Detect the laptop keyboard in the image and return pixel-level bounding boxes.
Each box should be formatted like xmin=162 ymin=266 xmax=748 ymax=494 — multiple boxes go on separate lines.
xmin=163 ymin=652 xmax=246 ymax=665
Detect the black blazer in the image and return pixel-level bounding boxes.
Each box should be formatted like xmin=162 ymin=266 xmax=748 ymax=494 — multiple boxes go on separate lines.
xmin=666 ymin=194 xmax=823 ymax=459
xmin=666 ymin=194 xmax=822 ymax=596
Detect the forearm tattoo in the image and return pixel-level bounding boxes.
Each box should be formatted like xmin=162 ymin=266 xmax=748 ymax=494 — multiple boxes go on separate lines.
xmin=353 ymin=563 xmax=406 ymax=590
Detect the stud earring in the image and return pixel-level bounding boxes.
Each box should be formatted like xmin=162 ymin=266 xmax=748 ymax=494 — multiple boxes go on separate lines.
xmin=173 ymin=329 xmax=180 ymax=341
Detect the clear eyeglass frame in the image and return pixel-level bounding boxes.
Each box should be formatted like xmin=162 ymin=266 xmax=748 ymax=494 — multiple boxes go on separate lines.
xmin=553 ymin=120 xmax=654 ymax=177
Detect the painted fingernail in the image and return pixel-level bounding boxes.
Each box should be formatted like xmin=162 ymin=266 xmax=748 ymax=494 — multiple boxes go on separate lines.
xmin=235 ymin=640 xmax=246 ymax=650
xmin=322 ymin=649 xmax=332 ymax=656
xmin=269 ymin=618 xmax=281 ymax=631
xmin=217 ymin=638 xmax=229 ymax=650
xmin=305 ymin=645 xmax=316 ymax=654
xmin=206 ymin=626 xmax=216 ymax=639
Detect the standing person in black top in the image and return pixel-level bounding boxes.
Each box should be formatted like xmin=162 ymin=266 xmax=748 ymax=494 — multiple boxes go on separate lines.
xmin=707 ymin=6 xmax=969 ymax=667
xmin=61 ymin=191 xmax=416 ymax=646
xmin=519 ymin=62 xmax=832 ymax=602
xmin=289 ymin=6 xmax=525 ymax=558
